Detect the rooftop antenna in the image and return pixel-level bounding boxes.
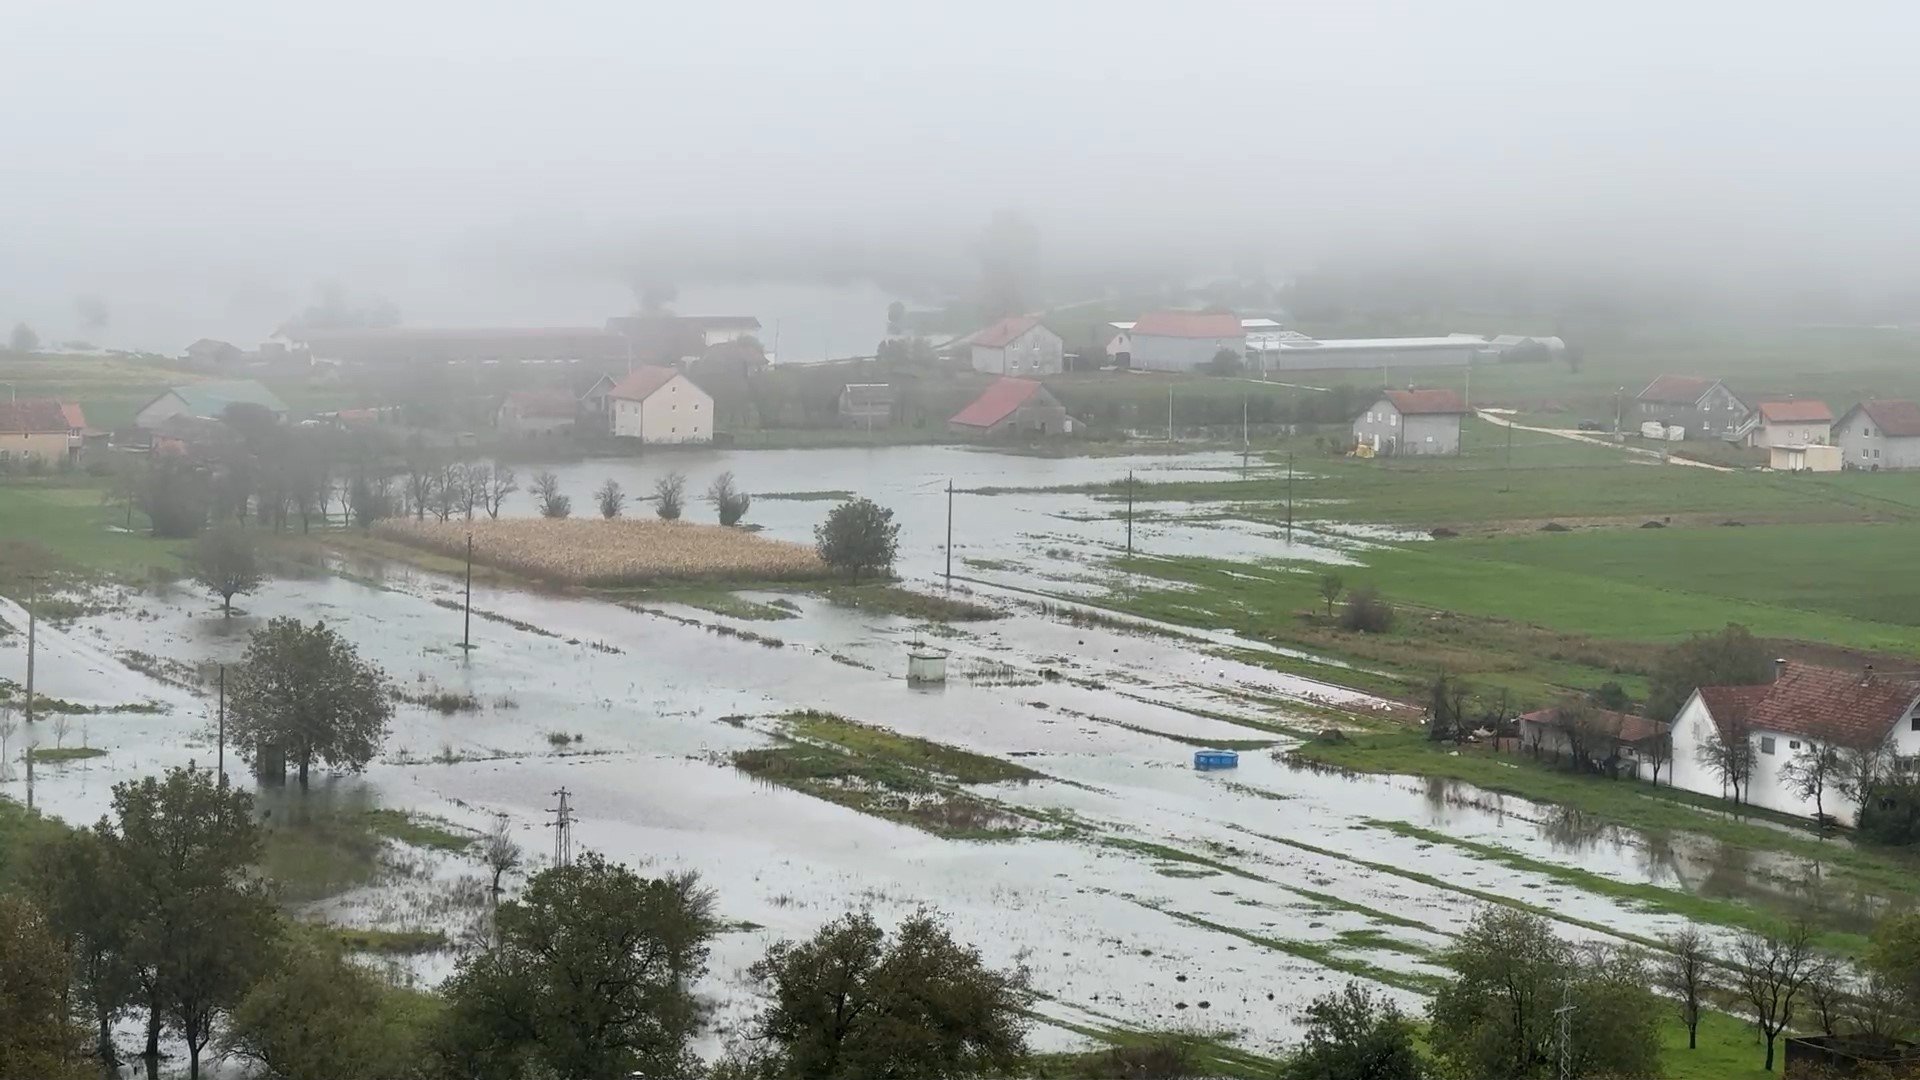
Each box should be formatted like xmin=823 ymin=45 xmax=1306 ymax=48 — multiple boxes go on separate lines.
xmin=548 ymin=788 xmax=575 ymax=868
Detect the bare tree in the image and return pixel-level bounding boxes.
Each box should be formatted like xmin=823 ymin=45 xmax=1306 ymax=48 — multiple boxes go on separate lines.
xmin=191 ymin=526 xmax=264 ymax=618
xmin=1560 ymin=701 xmax=1623 ymax=774
xmin=707 ymin=470 xmax=750 ymax=526
xmin=1659 ymin=927 xmax=1713 ymax=1050
xmin=477 ymin=463 xmax=518 ymax=520
xmin=482 ymin=813 xmax=522 ymax=901
xmin=1803 ymin=957 xmax=1846 ymax=1037
xmin=1733 ymin=920 xmax=1820 ymax=1072
xmin=431 ymin=461 xmax=469 ymax=522
xmin=1780 ymin=741 xmax=1844 ymax=829
xmin=1642 ymin=731 xmax=1672 ymax=786
xmin=52 ymin=713 xmax=72 ymax=749
xmin=596 ymin=478 xmax=626 ymax=519
xmin=531 ymin=471 xmax=570 ymax=518
xmin=654 ymin=472 xmax=686 ymax=521
xmin=401 ymin=454 xmax=438 ymax=520
xmin=1837 ymin=740 xmax=1892 ymax=826
xmin=1853 ymin=969 xmax=1914 ymax=1042
xmin=1694 ymin=713 xmax=1757 ymax=804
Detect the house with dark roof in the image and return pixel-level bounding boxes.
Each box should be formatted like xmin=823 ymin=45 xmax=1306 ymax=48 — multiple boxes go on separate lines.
xmin=948 ymin=378 xmax=1072 ymax=437
xmin=0 ymin=397 xmax=83 ymax=467
xmin=966 ymin=316 xmax=1063 ymax=377
xmin=607 ymin=366 xmax=711 ymax=443
xmin=1517 ymin=706 xmax=1671 ymax=782
xmin=1834 ymin=400 xmax=1920 ymax=471
xmin=1669 ymin=660 xmax=1920 ymax=824
xmin=1127 ymin=311 xmax=1246 ymax=373
xmin=1351 ymin=389 xmax=1468 ymax=456
xmin=1633 ymin=376 xmax=1749 ymax=440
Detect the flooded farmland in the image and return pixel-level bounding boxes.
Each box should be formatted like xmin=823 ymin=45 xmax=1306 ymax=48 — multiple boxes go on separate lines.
xmin=0 ymin=444 xmax=1895 ymax=1055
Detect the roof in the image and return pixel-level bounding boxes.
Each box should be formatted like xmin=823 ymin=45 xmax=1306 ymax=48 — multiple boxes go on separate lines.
xmin=1755 ymin=400 xmax=1835 ymax=424
xmin=1844 ymin=400 xmax=1920 ymax=438
xmin=1265 ymin=336 xmax=1481 ymax=351
xmin=163 ymin=379 xmax=289 ymax=418
xmin=1637 ymin=375 xmax=1719 ymax=405
xmin=949 ymin=377 xmax=1045 ymax=428
xmin=675 ymin=315 xmax=761 ymax=331
xmin=840 ymin=383 xmax=895 ymax=405
xmin=1519 ymin=707 xmax=1668 ymax=745
xmin=502 ymin=389 xmax=579 ymax=419
xmin=1698 ymin=661 xmax=1920 ymax=748
xmin=185 ymin=337 xmax=238 ymax=352
xmin=0 ymin=397 xmax=73 ymax=433
xmin=1131 ymin=311 xmax=1246 ymax=339
xmin=969 ymin=316 xmax=1045 ymax=349
xmin=607 ymin=365 xmax=684 ymax=402
xmin=58 ymin=402 xmax=86 ymax=430
xmin=1380 ymin=389 xmax=1468 ymax=415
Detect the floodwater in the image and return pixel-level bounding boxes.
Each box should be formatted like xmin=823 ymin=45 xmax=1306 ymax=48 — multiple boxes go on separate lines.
xmin=0 ymin=444 xmax=1894 ymax=1061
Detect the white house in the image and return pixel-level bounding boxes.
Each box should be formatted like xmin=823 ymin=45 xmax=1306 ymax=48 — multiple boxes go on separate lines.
xmin=1742 ymin=400 xmax=1834 ymax=449
xmin=1127 ymin=311 xmax=1247 ymax=372
xmin=1669 ymin=661 xmax=1920 ymax=826
xmin=606 ymin=366 xmax=712 ymax=443
xmin=967 ymin=316 xmax=1063 ymax=376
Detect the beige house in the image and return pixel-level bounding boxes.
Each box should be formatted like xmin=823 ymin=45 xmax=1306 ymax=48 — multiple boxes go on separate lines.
xmin=0 ymin=398 xmax=82 ymax=466
xmin=607 ymin=366 xmax=712 ymax=443
xmin=1743 ymin=400 xmax=1834 ymax=448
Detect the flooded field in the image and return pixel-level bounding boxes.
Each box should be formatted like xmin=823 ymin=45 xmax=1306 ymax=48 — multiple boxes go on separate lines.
xmin=0 ymin=444 xmax=1895 ymax=1056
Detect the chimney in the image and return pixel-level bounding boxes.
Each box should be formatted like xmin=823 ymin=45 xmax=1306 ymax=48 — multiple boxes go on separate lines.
xmin=1773 ymin=658 xmax=1788 ymax=682
xmin=1864 ymin=663 xmax=1875 ymax=685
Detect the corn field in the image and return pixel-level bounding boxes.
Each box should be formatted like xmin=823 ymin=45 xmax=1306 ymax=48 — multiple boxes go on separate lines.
xmin=376 ymin=518 xmax=830 ymax=585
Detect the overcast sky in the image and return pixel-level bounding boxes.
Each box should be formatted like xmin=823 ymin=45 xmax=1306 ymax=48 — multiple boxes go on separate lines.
xmin=3 ymin=1 xmax=1916 ymax=348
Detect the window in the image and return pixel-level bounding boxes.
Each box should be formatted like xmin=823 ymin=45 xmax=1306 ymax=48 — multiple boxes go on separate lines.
xmin=1390 ymin=414 xmax=1398 ymax=426
xmin=1911 ymin=715 xmax=1919 ymax=731
xmin=1789 ymin=740 xmax=1801 ymax=750
xmin=1760 ymin=737 xmax=1776 ymax=755
xmin=1866 ymin=426 xmax=1875 ymax=437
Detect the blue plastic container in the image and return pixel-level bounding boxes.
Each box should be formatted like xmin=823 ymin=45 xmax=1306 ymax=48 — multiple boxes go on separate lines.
xmin=1193 ymin=749 xmax=1240 ymax=771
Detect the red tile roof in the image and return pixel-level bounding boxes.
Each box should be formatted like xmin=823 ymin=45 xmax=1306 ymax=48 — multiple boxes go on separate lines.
xmin=1756 ymin=400 xmax=1834 ymax=424
xmin=607 ymin=365 xmax=683 ymax=402
xmin=1132 ymin=311 xmax=1245 ymax=339
xmin=1382 ymin=388 xmax=1468 ymax=415
xmin=0 ymin=397 xmax=73 ymax=433
xmin=503 ymin=389 xmax=578 ymax=419
xmin=1698 ymin=662 xmax=1920 ymax=748
xmin=1520 ymin=707 xmax=1668 ymax=744
xmin=969 ymin=316 xmax=1045 ymax=349
xmin=1638 ymin=375 xmax=1718 ymax=405
xmin=1851 ymin=400 xmax=1920 ymax=438
xmin=58 ymin=402 xmax=86 ymax=430
xmin=949 ymin=377 xmax=1044 ymax=428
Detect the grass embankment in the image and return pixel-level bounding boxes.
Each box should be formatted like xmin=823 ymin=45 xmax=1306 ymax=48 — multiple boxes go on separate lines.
xmin=0 ymin=479 xmax=177 ymax=596
xmin=375 ymin=517 xmax=831 ymax=586
xmin=731 ymin=711 xmax=1041 ymax=840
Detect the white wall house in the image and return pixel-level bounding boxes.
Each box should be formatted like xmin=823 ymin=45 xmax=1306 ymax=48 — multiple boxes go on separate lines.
xmin=968 ymin=316 xmax=1064 ymax=376
xmin=1668 ymin=661 xmax=1920 ymax=826
xmin=1743 ymin=400 xmax=1834 ymax=449
xmin=607 ymin=365 xmax=713 ymax=444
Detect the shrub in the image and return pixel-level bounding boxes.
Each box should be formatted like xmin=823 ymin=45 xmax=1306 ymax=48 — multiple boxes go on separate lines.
xmin=654 ymin=472 xmax=686 ymax=521
xmin=707 ymin=471 xmax=750 ymax=526
xmin=815 ymin=498 xmax=899 ymax=581
xmin=1339 ymin=586 xmax=1394 ymax=633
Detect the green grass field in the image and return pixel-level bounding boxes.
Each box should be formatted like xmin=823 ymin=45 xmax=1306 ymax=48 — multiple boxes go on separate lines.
xmin=0 ymin=480 xmax=181 ymax=595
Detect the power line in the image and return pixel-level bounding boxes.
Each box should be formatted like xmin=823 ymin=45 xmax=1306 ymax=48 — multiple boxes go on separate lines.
xmin=548 ymin=788 xmax=575 ymax=868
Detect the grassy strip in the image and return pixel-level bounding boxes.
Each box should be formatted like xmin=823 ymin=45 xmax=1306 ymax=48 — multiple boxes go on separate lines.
xmin=1091 ymin=716 xmax=1278 ymax=751
xmin=643 ymin=587 xmax=799 ymax=620
xmin=786 ymin=711 xmax=1040 ymax=784
xmin=1101 ymin=837 xmax=1438 ymax=935
xmin=1027 ymin=1020 xmax=1286 ymax=1080
xmin=754 ymin=489 xmax=853 ymax=501
xmin=28 ymin=747 xmax=107 ymax=763
xmin=813 ymin=582 xmax=1000 ymax=622
xmin=1288 ymin=731 xmax=1920 ymax=898
xmin=363 ymin=809 xmax=475 ymax=854
xmin=329 ymin=926 xmax=450 ymax=954
xmin=1366 ymin=819 xmax=1869 ymax=956
xmin=1149 ymin=905 xmax=1444 ymax=995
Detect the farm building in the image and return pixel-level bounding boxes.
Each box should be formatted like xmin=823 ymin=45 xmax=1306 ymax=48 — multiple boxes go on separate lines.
xmin=302 ymin=327 xmax=631 ymax=368
xmin=0 ymin=397 xmax=84 ymax=467
xmin=605 ymin=315 xmax=763 ymax=364
xmin=1768 ymin=444 xmax=1841 ymax=473
xmin=1632 ymin=376 xmax=1749 ymax=440
xmin=136 ymin=380 xmax=289 ymax=429
xmin=1834 ymin=400 xmax=1920 ymax=471
xmin=496 ymin=388 xmax=579 ymax=436
xmin=1250 ymin=335 xmax=1482 ymax=374
xmin=1741 ymin=399 xmax=1834 ymax=448
xmin=606 ymin=366 xmax=712 ymax=444
xmin=1126 ymin=311 xmax=1246 ymax=372
xmin=183 ymin=338 xmax=244 ymax=369
xmin=966 ymin=316 xmax=1064 ymax=377
xmin=1350 ymin=389 xmax=1468 ymax=456
xmin=948 ymin=377 xmax=1073 ymax=437
xmin=838 ymin=384 xmax=895 ymax=428
xmin=1516 ymin=706 xmax=1670 ymax=782
xmin=1668 ymin=660 xmax=1920 ymax=826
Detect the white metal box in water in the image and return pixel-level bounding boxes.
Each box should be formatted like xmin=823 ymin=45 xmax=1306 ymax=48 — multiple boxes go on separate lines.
xmin=907 ymin=651 xmax=948 ymax=684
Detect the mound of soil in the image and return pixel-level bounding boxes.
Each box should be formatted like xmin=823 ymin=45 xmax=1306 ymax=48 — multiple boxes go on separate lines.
xmin=1538 ymin=522 xmax=1571 ymax=532
xmin=1429 ymin=526 xmax=1459 ymax=539
xmin=1641 ymin=520 xmax=1666 ymax=529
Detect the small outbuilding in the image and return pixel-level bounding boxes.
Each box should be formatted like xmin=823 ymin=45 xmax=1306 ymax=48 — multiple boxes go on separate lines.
xmin=838 ymin=383 xmax=895 ymax=429
xmin=496 ymin=388 xmax=579 ymax=436
xmin=948 ymin=377 xmax=1073 ymax=437
xmin=136 ymin=379 xmax=290 ymax=429
xmin=1351 ymin=389 xmax=1468 ymax=456
xmin=1769 ymin=444 xmax=1841 ymax=473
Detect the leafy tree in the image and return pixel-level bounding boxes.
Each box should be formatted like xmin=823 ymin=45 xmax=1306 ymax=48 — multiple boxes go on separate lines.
xmin=104 ymin=769 xmax=278 ymax=1079
xmin=1202 ymin=348 xmax=1245 ymax=375
xmin=139 ymin=457 xmax=213 ymax=538
xmin=655 ymin=472 xmax=686 ymax=520
xmin=439 ymin=853 xmax=717 ymax=1080
xmin=227 ymin=617 xmax=393 ymax=788
xmin=1733 ymin=920 xmax=1820 ymax=1072
xmin=0 ymin=895 xmax=92 ymax=1079
xmin=1589 ymin=681 xmax=1631 ymax=712
xmin=1565 ymin=943 xmax=1662 ymax=1080
xmin=1318 ymin=572 xmax=1344 ymax=617
xmin=190 ymin=525 xmax=263 ymax=617
xmin=1339 ymin=586 xmax=1394 ymax=632
xmin=349 ymin=471 xmax=395 ymax=527
xmin=1658 ymin=927 xmax=1713 ymax=1050
xmin=708 ymin=470 xmax=751 ymax=526
xmin=816 ymin=497 xmax=899 ymax=581
xmin=1646 ymin=623 xmax=1770 ymax=721
xmin=1867 ymin=911 xmax=1920 ymax=1013
xmin=742 ymin=909 xmax=1031 ymax=1080
xmin=9 ymin=322 xmax=39 ymax=353
xmin=532 ymin=470 xmax=571 ymax=518
xmin=596 ymin=478 xmax=626 ymax=519
xmin=31 ymin=827 xmax=138 ymax=1066
xmin=1779 ymin=741 xmax=1844 ymax=827
xmin=223 ymin=937 xmax=438 ymax=1080
xmin=1281 ymin=981 xmax=1427 ymax=1080
xmin=886 ymin=300 xmax=907 ymax=336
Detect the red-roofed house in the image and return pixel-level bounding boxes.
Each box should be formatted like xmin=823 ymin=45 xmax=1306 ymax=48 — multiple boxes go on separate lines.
xmin=947 ymin=378 xmax=1072 ymax=437
xmin=496 ymin=388 xmax=580 ymax=437
xmin=1517 ymin=706 xmax=1672 ymax=782
xmin=607 ymin=366 xmax=712 ymax=443
xmin=1670 ymin=660 xmax=1920 ymax=824
xmin=1351 ymin=389 xmax=1468 ymax=456
xmin=1834 ymin=400 xmax=1920 ymax=470
xmin=0 ymin=397 xmax=82 ymax=467
xmin=967 ymin=316 xmax=1063 ymax=377
xmin=1128 ymin=311 xmax=1246 ymax=372
xmin=1743 ymin=399 xmax=1835 ymax=449
xmin=1634 ymin=375 xmax=1749 ymax=440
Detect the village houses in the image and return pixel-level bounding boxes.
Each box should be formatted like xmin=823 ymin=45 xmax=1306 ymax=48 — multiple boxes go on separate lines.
xmin=967 ymin=316 xmax=1064 ymax=377
xmin=1633 ymin=375 xmax=1750 ymax=440
xmin=606 ymin=365 xmax=713 ymax=443
xmin=1350 ymin=389 xmax=1468 ymax=456
xmin=1834 ymin=400 xmax=1920 ymax=471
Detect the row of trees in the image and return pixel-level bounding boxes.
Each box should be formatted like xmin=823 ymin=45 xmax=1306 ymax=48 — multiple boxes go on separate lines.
xmin=561 ymin=470 xmax=749 ymax=526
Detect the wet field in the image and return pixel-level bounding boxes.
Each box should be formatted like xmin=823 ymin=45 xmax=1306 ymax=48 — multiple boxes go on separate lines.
xmin=0 ymin=444 xmax=1898 ymax=1055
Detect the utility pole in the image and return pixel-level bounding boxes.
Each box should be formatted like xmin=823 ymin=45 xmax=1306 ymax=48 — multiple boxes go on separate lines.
xmin=1465 ymin=363 xmax=1472 ymax=410
xmin=1125 ymin=471 xmax=1134 ymax=556
xmin=23 ymin=576 xmax=36 ymax=728
xmin=1166 ymin=386 xmax=1174 ymax=442
xmin=1503 ymin=419 xmax=1515 ymax=491
xmin=549 ymin=788 xmax=575 ymax=868
xmin=1241 ymin=396 xmax=1250 ymax=478
xmin=944 ymin=479 xmax=953 ymax=592
xmin=461 ymin=532 xmax=474 ymax=652
xmin=1286 ymin=453 xmax=1295 ymax=545
xmin=217 ymin=665 xmax=226 ymax=787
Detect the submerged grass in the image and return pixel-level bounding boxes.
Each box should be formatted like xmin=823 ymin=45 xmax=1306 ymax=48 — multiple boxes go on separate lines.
xmin=329 ymin=926 xmax=451 ymax=955
xmin=27 ymin=746 xmax=108 ymax=763
xmin=363 ymin=808 xmax=475 ymax=853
